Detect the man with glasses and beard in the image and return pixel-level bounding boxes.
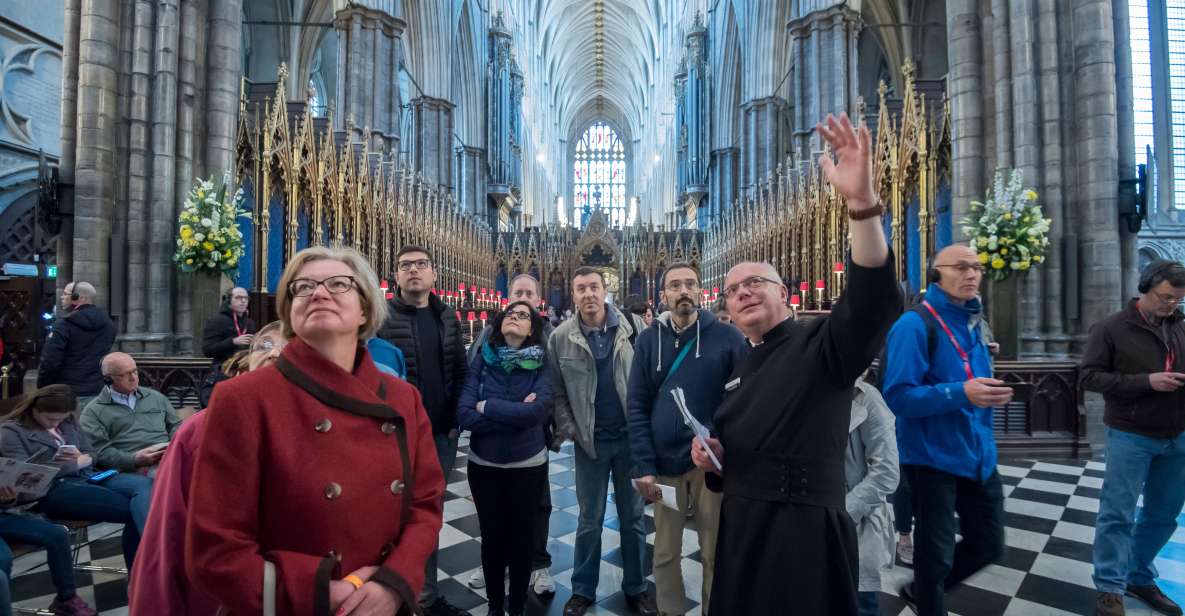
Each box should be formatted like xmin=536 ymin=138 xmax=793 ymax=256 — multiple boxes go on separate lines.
xmin=626 ymin=262 xmax=746 ymax=616
xmin=690 ymin=113 xmax=900 ymax=615
xmin=1083 ymin=259 xmax=1185 ymax=616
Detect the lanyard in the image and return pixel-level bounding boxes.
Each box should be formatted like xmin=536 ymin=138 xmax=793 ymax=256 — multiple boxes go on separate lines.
xmin=1137 ymin=308 xmax=1177 ymax=371
xmin=921 ymin=301 xmax=975 ymax=380
xmin=233 ymin=313 xmax=245 ymax=337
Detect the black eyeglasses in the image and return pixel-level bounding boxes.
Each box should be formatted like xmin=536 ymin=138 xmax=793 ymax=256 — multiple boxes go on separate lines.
xmin=287 ymin=275 xmax=357 ymax=298
xmin=723 ymin=276 xmax=779 ymax=299
xmin=505 ymin=310 xmax=533 ymax=322
xmin=397 ymin=259 xmax=432 ymax=272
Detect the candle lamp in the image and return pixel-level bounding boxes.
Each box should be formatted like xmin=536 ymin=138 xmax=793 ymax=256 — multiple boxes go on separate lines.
xmin=815 ymin=280 xmax=826 ymax=310
xmin=480 ymin=311 xmax=488 ymax=330
xmin=790 ymin=294 xmax=801 ymax=318
xmin=799 ymin=281 xmax=810 ymax=309
xmin=832 ymin=263 xmax=845 ymax=301
xmin=467 ymin=311 xmax=476 ymax=342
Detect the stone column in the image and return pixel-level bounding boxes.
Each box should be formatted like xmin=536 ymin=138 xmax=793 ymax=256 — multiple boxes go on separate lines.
xmin=787 ymin=5 xmax=860 ymax=159
xmin=334 ymin=5 xmax=405 ymax=153
xmin=740 ymin=98 xmax=789 ymax=191
xmin=946 ymin=0 xmax=986 ymax=241
xmin=72 ymin=0 xmax=122 ymax=306
xmin=710 ymin=147 xmax=739 ymax=226
xmin=410 ymin=96 xmax=454 ymax=190
xmin=1074 ymin=0 xmax=1122 ymax=330
xmin=455 ymin=145 xmax=486 ymax=215
xmin=57 ymin=0 xmax=81 ymax=290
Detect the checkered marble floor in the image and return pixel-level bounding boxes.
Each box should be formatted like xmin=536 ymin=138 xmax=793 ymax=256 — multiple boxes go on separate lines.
xmin=10 ymin=448 xmax=1185 ymax=615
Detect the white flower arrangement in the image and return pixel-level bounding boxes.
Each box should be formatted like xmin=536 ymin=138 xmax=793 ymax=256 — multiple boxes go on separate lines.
xmin=961 ymin=169 xmax=1052 ymax=282
xmin=173 ymin=175 xmax=249 ymax=276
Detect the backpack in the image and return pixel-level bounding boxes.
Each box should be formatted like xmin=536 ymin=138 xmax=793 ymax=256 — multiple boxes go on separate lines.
xmin=875 ymin=304 xmax=938 ymax=392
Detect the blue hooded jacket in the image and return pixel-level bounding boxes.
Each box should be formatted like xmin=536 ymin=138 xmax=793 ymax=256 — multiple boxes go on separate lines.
xmin=456 ymin=343 xmax=554 ymax=464
xmin=626 ymin=308 xmax=748 ymax=478
xmin=882 ymin=284 xmax=996 ymax=481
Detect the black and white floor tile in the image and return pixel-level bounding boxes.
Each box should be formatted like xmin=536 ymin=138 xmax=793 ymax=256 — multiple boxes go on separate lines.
xmin=8 ymin=446 xmax=1185 ymax=615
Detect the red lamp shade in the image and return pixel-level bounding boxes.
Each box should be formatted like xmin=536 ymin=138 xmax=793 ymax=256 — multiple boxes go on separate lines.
xmin=790 ymin=294 xmax=801 ymax=306
xmin=459 ymin=283 xmax=466 ymax=291
xmin=501 ymin=299 xmax=509 ymax=307
xmin=385 ymin=292 xmax=394 ymax=299
xmin=834 ymin=262 xmax=845 ymax=273
xmin=480 ymin=311 xmax=488 ymax=320
xmin=455 ymin=311 xmax=462 ymax=322
xmin=467 ymin=312 xmax=476 ymax=321
xmin=712 ymin=287 xmax=719 ymax=295
xmin=799 ymin=282 xmax=809 ymax=292
xmin=481 ymin=288 xmax=487 ymax=295
xmin=380 ymin=279 xmax=388 ymax=288
xmin=815 ymin=280 xmax=825 ymax=289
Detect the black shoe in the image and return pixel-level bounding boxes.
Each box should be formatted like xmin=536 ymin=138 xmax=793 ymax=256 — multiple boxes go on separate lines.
xmin=485 ymin=608 xmax=504 ymax=616
xmin=424 ymin=598 xmax=472 ymax=616
xmin=562 ymin=595 xmax=594 ymax=616
xmin=624 ymin=592 xmax=658 ymax=616
xmin=898 ymin=583 xmax=918 ymax=614
xmin=1127 ymin=584 xmax=1182 ymax=615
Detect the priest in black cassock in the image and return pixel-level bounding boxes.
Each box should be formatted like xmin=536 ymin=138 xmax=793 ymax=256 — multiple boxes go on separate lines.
xmin=691 ymin=112 xmax=901 ymax=615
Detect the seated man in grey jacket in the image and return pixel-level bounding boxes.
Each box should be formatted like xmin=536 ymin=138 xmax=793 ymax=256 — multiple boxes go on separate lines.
xmin=81 ymin=353 xmax=182 ymax=473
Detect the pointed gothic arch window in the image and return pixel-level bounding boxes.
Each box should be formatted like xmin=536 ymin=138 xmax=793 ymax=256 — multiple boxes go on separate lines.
xmin=573 ymin=121 xmax=627 ymax=228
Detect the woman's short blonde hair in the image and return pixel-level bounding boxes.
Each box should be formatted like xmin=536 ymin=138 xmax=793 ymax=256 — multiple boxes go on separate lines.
xmin=275 ymin=246 xmax=389 ymax=341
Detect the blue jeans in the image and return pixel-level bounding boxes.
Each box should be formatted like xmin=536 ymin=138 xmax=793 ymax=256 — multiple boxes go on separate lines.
xmin=35 ymin=472 xmax=154 ymax=569
xmin=0 ymin=566 xmax=9 ymax=616
xmin=571 ymin=435 xmax=647 ymax=599
xmin=857 ymin=591 xmax=880 ymax=616
xmin=0 ymin=514 xmax=75 ymax=601
xmin=420 ymin=432 xmax=458 ymax=606
xmin=1093 ymin=427 xmax=1185 ymax=592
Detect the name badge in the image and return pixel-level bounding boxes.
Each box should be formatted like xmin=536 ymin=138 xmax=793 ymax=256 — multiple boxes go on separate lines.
xmin=725 ymin=378 xmax=741 ymax=391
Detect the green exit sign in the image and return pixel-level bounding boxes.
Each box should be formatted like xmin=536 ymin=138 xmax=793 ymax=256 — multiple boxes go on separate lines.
xmin=46 ymin=265 xmax=57 ymax=278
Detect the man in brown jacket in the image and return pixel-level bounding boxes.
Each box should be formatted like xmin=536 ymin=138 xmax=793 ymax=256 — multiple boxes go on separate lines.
xmin=1082 ymin=259 xmax=1185 ymax=616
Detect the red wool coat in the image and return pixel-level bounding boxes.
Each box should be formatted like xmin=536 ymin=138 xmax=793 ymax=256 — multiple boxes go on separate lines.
xmin=184 ymin=338 xmax=445 ymax=615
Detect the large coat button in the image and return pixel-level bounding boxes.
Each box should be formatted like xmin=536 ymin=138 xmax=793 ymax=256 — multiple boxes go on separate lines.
xmin=381 ymin=422 xmax=396 ymax=434
xmin=390 ymin=480 xmax=405 ymax=495
xmin=324 ymin=483 xmax=342 ymax=499
xmin=315 ymin=419 xmax=332 ymax=433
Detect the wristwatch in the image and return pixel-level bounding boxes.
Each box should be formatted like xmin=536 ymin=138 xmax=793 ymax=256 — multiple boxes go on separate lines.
xmin=848 ymin=199 xmax=886 ymax=221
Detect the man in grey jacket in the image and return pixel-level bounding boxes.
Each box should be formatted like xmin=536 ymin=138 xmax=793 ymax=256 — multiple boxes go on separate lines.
xmin=549 ymin=267 xmax=656 ymax=616
xmin=81 ymin=353 xmax=181 ymax=472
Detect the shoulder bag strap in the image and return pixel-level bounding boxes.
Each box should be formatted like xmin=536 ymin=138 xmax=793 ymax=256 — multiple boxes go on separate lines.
xmin=660 ymin=335 xmax=697 ymax=389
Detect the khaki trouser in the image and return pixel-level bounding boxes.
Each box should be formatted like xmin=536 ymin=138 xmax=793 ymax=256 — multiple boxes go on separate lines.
xmin=653 ymin=467 xmax=721 ymax=615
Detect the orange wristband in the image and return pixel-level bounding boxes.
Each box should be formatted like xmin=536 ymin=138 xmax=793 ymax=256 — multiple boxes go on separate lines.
xmin=343 ymin=574 xmax=364 ymax=590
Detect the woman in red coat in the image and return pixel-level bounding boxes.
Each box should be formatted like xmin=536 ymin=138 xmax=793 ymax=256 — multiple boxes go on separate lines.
xmin=185 ymin=246 xmax=445 ymax=616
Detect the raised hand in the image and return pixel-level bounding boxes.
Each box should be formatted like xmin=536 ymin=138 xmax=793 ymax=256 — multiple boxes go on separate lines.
xmin=816 ymin=112 xmax=877 ymax=211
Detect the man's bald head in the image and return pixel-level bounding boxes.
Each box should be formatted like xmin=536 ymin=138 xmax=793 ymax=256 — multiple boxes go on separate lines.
xmin=72 ymin=282 xmax=96 ymax=305
xmin=101 ymin=352 xmax=140 ymax=394
xmin=100 ymin=352 xmax=136 ymax=376
xmin=931 ymin=244 xmax=984 ymax=302
xmin=723 ymin=261 xmax=788 ymax=343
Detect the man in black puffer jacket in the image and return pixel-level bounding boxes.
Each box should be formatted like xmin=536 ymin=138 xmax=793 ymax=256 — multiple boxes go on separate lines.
xmin=37 ymin=281 xmax=116 ymax=406
xmin=376 ymin=245 xmax=470 ymax=616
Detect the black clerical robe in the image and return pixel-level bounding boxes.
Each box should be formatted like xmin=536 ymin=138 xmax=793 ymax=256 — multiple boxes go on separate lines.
xmin=706 ymin=256 xmax=900 ymax=615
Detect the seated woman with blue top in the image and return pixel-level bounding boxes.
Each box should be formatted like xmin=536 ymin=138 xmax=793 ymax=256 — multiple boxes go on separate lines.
xmin=457 ymin=301 xmax=553 ymax=616
xmin=0 ymin=384 xmax=151 ymax=570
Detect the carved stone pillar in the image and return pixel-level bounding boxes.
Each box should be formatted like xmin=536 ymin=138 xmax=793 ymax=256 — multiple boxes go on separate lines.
xmin=334 ymin=5 xmax=405 ymax=153
xmin=787 ymin=4 xmax=860 ymax=160
xmin=409 ymin=96 xmax=454 ymax=190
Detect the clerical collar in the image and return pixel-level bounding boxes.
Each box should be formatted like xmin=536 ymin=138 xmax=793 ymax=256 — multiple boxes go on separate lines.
xmin=748 ymin=315 xmax=793 ymax=347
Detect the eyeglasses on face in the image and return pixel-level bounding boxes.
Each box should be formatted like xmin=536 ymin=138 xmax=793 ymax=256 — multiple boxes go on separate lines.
xmin=505 ymin=310 xmax=533 ymax=322
xmin=1154 ymin=292 xmax=1185 ymax=305
xmin=110 ymin=369 xmax=139 ymax=379
xmin=287 ymin=275 xmax=357 ymax=298
xmin=397 ymin=259 xmax=432 ymax=272
xmin=935 ymin=263 xmax=985 ymax=275
xmin=723 ymin=276 xmax=778 ymax=299
xmin=251 ymin=338 xmax=277 ymax=353
xmin=664 ymin=279 xmax=701 ymax=292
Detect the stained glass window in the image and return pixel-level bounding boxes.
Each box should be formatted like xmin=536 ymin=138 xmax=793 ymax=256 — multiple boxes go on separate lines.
xmin=573 ymin=122 xmax=627 ymax=228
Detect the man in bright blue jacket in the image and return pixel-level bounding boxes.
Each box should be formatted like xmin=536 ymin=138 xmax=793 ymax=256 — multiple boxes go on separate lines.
xmin=626 ymin=262 xmax=747 ymax=616
xmin=882 ymin=244 xmax=1014 ymax=616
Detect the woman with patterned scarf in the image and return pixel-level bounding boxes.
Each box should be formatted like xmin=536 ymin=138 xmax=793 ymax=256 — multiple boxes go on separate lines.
xmin=457 ymin=300 xmax=554 ymax=616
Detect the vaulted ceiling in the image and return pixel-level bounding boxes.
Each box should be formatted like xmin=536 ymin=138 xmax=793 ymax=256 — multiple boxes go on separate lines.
xmin=532 ymin=0 xmax=664 ymax=138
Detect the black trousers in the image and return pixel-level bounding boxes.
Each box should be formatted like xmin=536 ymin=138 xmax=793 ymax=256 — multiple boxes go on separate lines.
xmin=533 ymin=474 xmax=552 ymax=569
xmin=905 ymin=465 xmax=1004 ymax=616
xmin=469 ymin=461 xmax=550 ymax=612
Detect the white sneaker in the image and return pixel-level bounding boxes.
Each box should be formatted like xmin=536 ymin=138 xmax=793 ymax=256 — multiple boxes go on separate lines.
xmin=531 ymin=568 xmax=555 ymax=595
xmin=468 ymin=569 xmax=486 ymax=589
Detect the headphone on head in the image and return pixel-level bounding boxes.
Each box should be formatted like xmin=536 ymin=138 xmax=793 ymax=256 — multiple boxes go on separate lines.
xmin=926 ymin=254 xmax=941 ymax=285
xmin=103 ymin=375 xmax=113 ymax=386
xmin=70 ymin=289 xmax=79 ymax=301
xmin=1139 ymin=259 xmax=1180 ymax=294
